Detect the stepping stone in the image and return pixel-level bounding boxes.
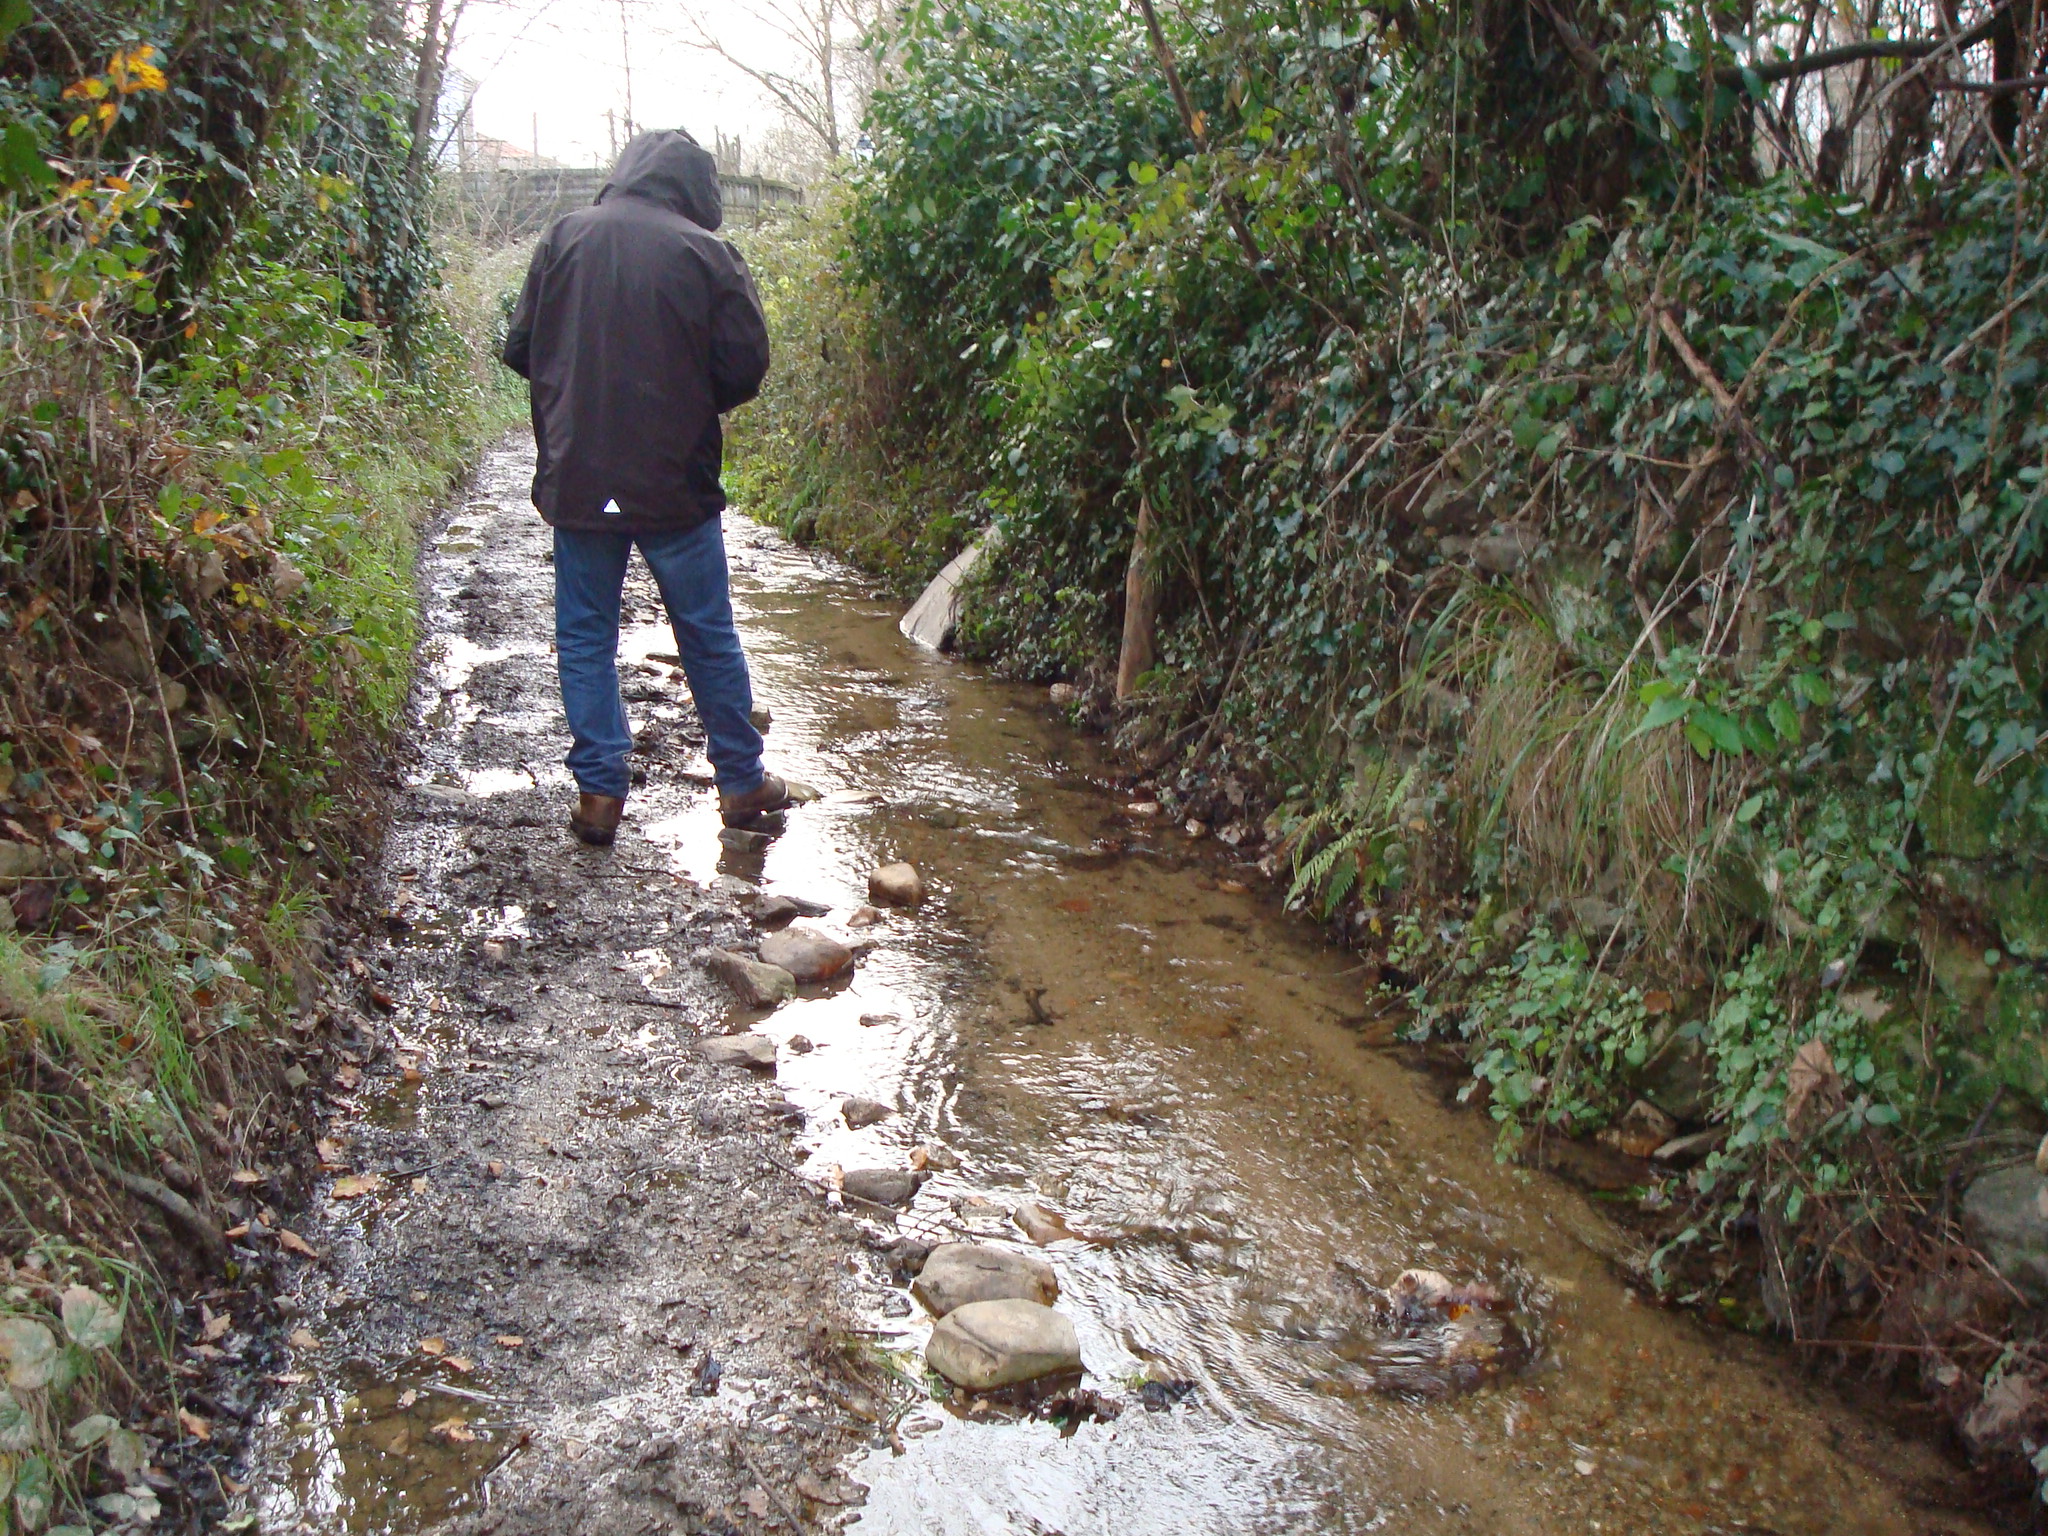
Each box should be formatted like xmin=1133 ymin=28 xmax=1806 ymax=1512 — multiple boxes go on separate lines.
xmin=913 ymin=1244 xmax=1058 ymax=1317
xmin=925 ymin=1299 xmax=1080 ymax=1390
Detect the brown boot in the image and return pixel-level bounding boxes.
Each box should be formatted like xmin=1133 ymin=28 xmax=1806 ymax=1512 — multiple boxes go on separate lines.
xmin=719 ymin=772 xmax=794 ymax=828
xmin=569 ymin=792 xmax=625 ymax=847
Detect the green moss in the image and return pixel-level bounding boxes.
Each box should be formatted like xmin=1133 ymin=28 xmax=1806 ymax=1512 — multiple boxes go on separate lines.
xmin=1994 ymin=868 xmax=2048 ymax=962
xmin=1919 ymin=752 xmax=2007 ymax=860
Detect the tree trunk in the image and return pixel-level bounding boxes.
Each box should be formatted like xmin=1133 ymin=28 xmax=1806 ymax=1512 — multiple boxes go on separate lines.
xmin=408 ymin=0 xmax=447 ymax=187
xmin=1116 ymin=495 xmax=1161 ymax=700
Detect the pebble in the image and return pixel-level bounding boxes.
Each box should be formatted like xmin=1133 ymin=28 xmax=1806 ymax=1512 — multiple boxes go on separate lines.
xmin=786 ymin=1035 xmax=814 ymax=1054
xmin=701 ymin=949 xmax=796 ymax=1009
xmin=912 ymin=1243 xmax=1059 ymax=1317
xmin=1012 ymin=1200 xmax=1089 ymax=1245
xmin=846 ymin=906 xmax=886 ymax=928
xmin=758 ymin=925 xmax=854 ymax=983
xmin=868 ymin=862 xmax=925 ymax=907
xmin=842 ymin=1097 xmax=893 ymax=1128
xmin=750 ymin=895 xmax=801 ymax=927
xmin=925 ymin=1299 xmax=1082 ymax=1390
xmin=858 ymin=1012 xmax=899 ymax=1028
xmin=910 ymin=1143 xmax=959 ymax=1172
xmin=1048 ymin=683 xmax=1078 ymax=705
xmin=719 ymin=826 xmax=773 ymax=853
xmin=698 ymin=1033 xmax=776 ymax=1069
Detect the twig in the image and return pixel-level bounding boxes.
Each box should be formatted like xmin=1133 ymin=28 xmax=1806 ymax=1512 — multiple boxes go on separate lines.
xmin=1939 ymin=269 xmax=2048 ymax=369
xmin=730 ymin=1433 xmax=806 ymax=1532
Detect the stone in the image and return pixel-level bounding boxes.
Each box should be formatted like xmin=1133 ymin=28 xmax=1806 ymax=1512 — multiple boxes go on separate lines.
xmin=868 ymin=863 xmax=925 ymax=908
xmin=912 ymin=1244 xmax=1059 ymax=1317
xmin=900 ymin=532 xmax=998 ymax=652
xmin=0 ymin=843 xmax=46 ymax=881
xmin=786 ymin=1035 xmax=813 ymax=1053
xmin=842 ymin=1097 xmax=894 ymax=1128
xmin=910 ymin=1143 xmax=960 ymax=1172
xmin=846 ymin=906 xmax=885 ymax=928
xmin=1470 ymin=528 xmax=1539 ymax=575
xmin=1595 ymin=1099 xmax=1677 ymax=1159
xmin=698 ymin=1033 xmax=776 ymax=1070
xmin=702 ymin=950 xmax=796 ymax=1010
xmin=841 ymin=1168 xmax=923 ymax=1207
xmin=1961 ymin=1164 xmax=2048 ymax=1304
xmin=858 ymin=1012 xmax=899 ymax=1028
xmin=925 ymin=1299 xmax=1082 ymax=1390
xmin=758 ymin=925 xmax=853 ymax=983
xmin=1012 ymin=1200 xmax=1088 ymax=1245
xmin=719 ymin=826 xmax=773 ymax=854
xmin=1048 ymin=683 xmax=1078 ymax=706
xmin=750 ymin=894 xmax=800 ymax=926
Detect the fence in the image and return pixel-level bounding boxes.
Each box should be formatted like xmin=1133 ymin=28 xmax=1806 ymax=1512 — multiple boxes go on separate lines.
xmin=444 ymin=167 xmax=804 ymax=245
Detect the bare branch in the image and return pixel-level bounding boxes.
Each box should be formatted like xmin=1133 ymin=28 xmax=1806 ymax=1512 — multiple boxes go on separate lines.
xmin=1713 ymin=2 xmax=2009 ymax=86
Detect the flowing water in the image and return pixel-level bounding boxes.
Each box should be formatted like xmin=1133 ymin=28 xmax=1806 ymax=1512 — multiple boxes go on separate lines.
xmin=634 ymin=513 xmax=1978 ymax=1534
xmin=255 ymin=437 xmax=1983 ymax=1534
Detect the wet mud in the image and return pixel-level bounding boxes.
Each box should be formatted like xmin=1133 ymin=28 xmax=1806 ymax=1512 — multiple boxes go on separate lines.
xmin=249 ymin=432 xmax=1988 ymax=1535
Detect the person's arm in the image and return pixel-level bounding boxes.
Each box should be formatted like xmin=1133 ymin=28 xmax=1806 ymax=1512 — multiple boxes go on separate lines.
xmin=501 ymin=236 xmax=549 ymax=379
xmin=708 ymin=243 xmax=771 ymax=413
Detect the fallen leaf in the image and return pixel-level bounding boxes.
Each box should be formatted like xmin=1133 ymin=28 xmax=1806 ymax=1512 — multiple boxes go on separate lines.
xmin=287 ymin=1328 xmax=320 ymax=1351
xmin=443 ymin=1355 xmax=475 ymax=1374
xmin=1783 ymin=1038 xmax=1843 ymax=1135
xmin=222 ymin=1223 xmax=249 ymax=1240
xmin=1056 ymin=897 xmax=1093 ymax=913
xmin=402 ymin=1066 xmax=424 ymax=1084
xmin=178 ymin=1409 xmax=211 ymax=1440
xmin=265 ymin=1372 xmax=306 ymax=1385
xmin=396 ymin=1389 xmax=419 ymax=1409
xmin=486 ymin=1161 xmax=506 ymax=1178
xmin=333 ymin=1064 xmax=363 ymax=1089
xmin=1642 ymin=989 xmax=1674 ymax=1015
xmin=228 ymin=1168 xmax=263 ymax=1187
xmin=418 ymin=1337 xmax=447 ymax=1356
xmin=430 ymin=1416 xmax=476 ymax=1443
xmin=742 ymin=1489 xmax=772 ymax=1519
xmin=562 ymin=1436 xmax=586 ymax=1460
xmin=368 ymin=987 xmax=397 ymax=1011
xmin=329 ymin=1172 xmax=387 ymax=1200
xmin=314 ymin=1137 xmax=348 ymax=1167
xmin=277 ymin=1229 xmax=319 ymax=1258
xmin=411 ymin=1176 xmax=429 ymax=1194
xmin=187 ymin=1343 xmax=224 ymax=1361
xmin=201 ymin=1306 xmax=231 ymax=1342
xmin=494 ymin=1335 xmax=524 ymax=1348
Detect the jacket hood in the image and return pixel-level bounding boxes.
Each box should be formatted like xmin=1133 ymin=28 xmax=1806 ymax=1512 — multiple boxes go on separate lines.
xmin=598 ymin=129 xmax=722 ymax=230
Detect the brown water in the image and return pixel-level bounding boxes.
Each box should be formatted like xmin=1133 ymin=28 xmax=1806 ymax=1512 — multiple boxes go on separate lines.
xmin=254 ymin=437 xmax=1982 ymax=1535
xmin=629 ymin=522 xmax=1976 ymax=1534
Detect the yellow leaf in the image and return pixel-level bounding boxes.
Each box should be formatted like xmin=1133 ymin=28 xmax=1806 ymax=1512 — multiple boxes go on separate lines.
xmin=329 ymin=1172 xmax=386 ymax=1200
xmin=178 ymin=1408 xmax=211 ymax=1440
xmin=417 ymin=1337 xmax=447 ymax=1357
xmin=276 ymin=1228 xmax=318 ymax=1258
xmin=287 ymin=1328 xmax=320 ymax=1350
xmin=430 ymin=1416 xmax=477 ymax=1443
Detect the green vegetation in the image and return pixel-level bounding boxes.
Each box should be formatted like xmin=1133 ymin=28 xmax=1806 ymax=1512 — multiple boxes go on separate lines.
xmin=734 ymin=0 xmax=2048 ymax=1478
xmin=0 ymin=0 xmax=514 ymax=1522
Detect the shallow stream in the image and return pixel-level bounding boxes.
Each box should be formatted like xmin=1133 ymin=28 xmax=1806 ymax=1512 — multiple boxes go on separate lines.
xmin=256 ymin=436 xmax=1980 ymax=1535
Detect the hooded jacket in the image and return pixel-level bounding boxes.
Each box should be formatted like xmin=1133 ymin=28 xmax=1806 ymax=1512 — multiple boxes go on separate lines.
xmin=502 ymin=130 xmax=771 ymax=534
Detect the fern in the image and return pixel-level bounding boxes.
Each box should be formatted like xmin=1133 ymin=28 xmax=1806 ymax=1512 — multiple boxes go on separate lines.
xmin=1286 ymin=762 xmax=1418 ymax=918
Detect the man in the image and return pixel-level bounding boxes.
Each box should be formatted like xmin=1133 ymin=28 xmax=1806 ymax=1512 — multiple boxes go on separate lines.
xmin=502 ymin=128 xmax=793 ymax=847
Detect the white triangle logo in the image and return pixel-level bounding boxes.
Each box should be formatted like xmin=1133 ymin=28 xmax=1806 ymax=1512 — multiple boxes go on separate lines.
xmin=601 ymin=498 xmax=623 ymax=516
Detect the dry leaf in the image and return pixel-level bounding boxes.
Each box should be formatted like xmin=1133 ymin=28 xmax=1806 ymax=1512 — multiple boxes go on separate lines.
xmin=418 ymin=1337 xmax=447 ymax=1357
xmin=411 ymin=1176 xmax=429 ymax=1194
xmin=330 ymin=1172 xmax=387 ymax=1200
xmin=402 ymin=1066 xmax=424 ymax=1084
xmin=287 ymin=1328 xmax=320 ymax=1351
xmin=486 ymin=1161 xmax=506 ymax=1178
xmin=222 ymin=1223 xmax=250 ymax=1240
xmin=314 ymin=1137 xmax=348 ymax=1167
xmin=201 ymin=1307 xmax=231 ymax=1342
xmin=396 ymin=1389 xmax=419 ymax=1409
xmin=228 ymin=1168 xmax=263 ymax=1187
xmin=333 ymin=1064 xmax=363 ymax=1089
xmin=742 ymin=1489 xmax=772 ymax=1519
xmin=265 ymin=1372 xmax=306 ymax=1385
xmin=276 ymin=1229 xmax=318 ymax=1259
xmin=494 ymin=1335 xmax=524 ymax=1348
xmin=430 ymin=1416 xmax=477 ymax=1443
xmin=177 ymin=1408 xmax=211 ymax=1440
xmin=443 ymin=1355 xmax=475 ymax=1374
xmin=1643 ymin=989 xmax=1674 ymax=1015
xmin=1783 ymin=1038 xmax=1843 ymax=1136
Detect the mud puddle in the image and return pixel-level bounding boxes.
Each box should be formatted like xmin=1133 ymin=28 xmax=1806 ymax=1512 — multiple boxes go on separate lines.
xmin=249 ymin=432 xmax=1981 ymax=1535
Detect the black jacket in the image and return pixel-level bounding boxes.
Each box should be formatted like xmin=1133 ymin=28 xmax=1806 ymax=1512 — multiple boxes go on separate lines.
xmin=502 ymin=130 xmax=771 ymax=534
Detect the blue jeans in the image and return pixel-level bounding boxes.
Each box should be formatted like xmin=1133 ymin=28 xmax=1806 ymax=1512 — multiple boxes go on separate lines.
xmin=552 ymin=519 xmax=765 ymax=799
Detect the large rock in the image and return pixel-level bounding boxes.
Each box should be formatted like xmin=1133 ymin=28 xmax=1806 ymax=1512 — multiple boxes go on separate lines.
xmin=758 ymin=925 xmax=853 ymax=983
xmin=1961 ymin=1164 xmax=2048 ymax=1304
xmin=913 ymin=1244 xmax=1058 ymax=1318
xmin=841 ymin=1168 xmax=923 ymax=1207
xmin=701 ymin=949 xmax=796 ymax=1009
xmin=868 ymin=862 xmax=925 ymax=908
xmin=900 ymin=533 xmax=997 ymax=652
xmin=925 ymin=1299 xmax=1081 ymax=1390
xmin=841 ymin=1096 xmax=894 ymax=1128
xmin=699 ymin=1033 xmax=777 ymax=1070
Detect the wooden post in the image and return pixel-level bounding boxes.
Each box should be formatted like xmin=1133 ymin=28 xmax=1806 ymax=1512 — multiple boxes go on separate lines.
xmin=1116 ymin=494 xmax=1160 ymax=700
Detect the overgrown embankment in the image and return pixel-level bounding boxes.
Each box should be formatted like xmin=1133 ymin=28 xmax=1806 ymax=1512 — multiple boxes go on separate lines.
xmin=0 ymin=2 xmax=514 ymax=1525
xmin=732 ymin=0 xmax=2048 ymax=1496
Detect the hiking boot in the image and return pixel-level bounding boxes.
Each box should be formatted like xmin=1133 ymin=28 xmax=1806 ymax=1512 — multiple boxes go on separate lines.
xmin=719 ymin=772 xmax=795 ymax=828
xmin=569 ymin=792 xmax=625 ymax=847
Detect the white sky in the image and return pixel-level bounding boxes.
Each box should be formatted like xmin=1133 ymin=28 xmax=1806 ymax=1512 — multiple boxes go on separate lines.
xmin=450 ymin=0 xmax=796 ymax=169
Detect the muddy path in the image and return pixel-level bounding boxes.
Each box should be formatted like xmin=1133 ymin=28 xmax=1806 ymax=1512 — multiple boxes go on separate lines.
xmin=248 ymin=432 xmax=1988 ymax=1535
